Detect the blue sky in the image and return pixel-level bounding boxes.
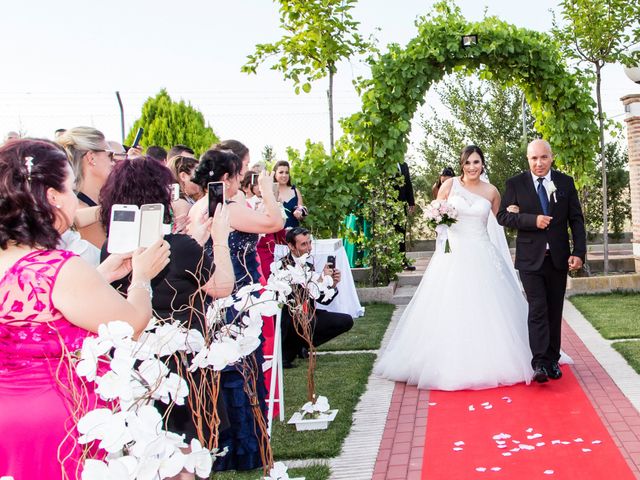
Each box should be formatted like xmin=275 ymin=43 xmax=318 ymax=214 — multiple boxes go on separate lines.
xmin=1 ymin=0 xmax=637 ymax=160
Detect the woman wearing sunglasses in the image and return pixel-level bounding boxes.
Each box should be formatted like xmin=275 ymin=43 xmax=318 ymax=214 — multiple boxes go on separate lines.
xmin=57 ymin=127 xmax=115 ymax=248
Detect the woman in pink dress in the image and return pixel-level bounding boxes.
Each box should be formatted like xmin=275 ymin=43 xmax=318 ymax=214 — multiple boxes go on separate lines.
xmin=0 ymin=139 xmax=170 ymax=480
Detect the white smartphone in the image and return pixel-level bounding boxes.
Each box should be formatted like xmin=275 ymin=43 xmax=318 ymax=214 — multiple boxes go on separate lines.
xmin=107 ymin=204 xmax=140 ymax=254
xmin=139 ymin=203 xmax=165 ymax=248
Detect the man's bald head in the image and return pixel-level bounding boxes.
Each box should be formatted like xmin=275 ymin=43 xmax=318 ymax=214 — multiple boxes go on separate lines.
xmin=527 ymin=139 xmax=554 ymax=177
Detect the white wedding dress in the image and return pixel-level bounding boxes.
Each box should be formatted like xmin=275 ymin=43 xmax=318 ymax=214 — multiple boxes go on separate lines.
xmin=375 ymin=177 xmax=536 ymax=391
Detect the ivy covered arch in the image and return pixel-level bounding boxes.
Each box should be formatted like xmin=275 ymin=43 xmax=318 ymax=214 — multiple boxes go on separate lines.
xmin=340 ymin=3 xmax=599 ymax=283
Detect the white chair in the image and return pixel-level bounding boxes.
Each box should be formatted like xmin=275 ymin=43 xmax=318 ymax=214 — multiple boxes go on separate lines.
xmin=264 ymin=308 xmax=285 ymax=436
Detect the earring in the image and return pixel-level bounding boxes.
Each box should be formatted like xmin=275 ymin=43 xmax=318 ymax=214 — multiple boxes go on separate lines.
xmin=56 ymin=204 xmax=61 ymax=209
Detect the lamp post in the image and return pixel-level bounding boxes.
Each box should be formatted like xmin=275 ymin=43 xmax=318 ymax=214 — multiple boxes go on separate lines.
xmin=624 ymin=65 xmax=640 ymax=84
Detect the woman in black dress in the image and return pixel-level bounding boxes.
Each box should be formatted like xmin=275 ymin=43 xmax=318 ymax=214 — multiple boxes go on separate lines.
xmin=99 ymin=157 xmax=234 ymax=479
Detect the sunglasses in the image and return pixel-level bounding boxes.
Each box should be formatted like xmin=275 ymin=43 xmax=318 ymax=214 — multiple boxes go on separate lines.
xmin=91 ymin=149 xmax=115 ymax=161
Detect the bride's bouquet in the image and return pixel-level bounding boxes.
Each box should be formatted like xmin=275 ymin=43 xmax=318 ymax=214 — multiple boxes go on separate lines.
xmin=425 ymin=200 xmax=458 ymax=253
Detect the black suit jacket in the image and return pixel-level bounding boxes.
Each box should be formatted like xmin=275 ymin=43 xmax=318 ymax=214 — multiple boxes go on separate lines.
xmin=397 ymin=162 xmax=415 ymax=207
xmin=497 ymin=170 xmax=586 ymax=272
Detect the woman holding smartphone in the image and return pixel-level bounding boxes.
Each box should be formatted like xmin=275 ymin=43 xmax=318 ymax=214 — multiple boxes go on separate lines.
xmin=190 ymin=148 xmax=284 ymax=472
xmin=0 ymin=139 xmax=170 ymax=480
xmin=98 ymin=157 xmax=235 ymax=479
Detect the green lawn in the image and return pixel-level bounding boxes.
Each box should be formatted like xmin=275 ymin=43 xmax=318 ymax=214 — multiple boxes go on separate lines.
xmin=212 ymin=464 xmax=330 ymax=480
xmin=570 ymin=292 xmax=640 ymax=339
xmin=612 ymin=341 xmax=640 ymax=375
xmin=318 ymin=302 xmax=395 ymax=351
xmin=271 ymin=353 xmax=376 ymax=459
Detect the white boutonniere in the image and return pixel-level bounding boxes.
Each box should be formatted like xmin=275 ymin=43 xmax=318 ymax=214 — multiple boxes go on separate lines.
xmin=546 ymin=181 xmax=558 ymax=203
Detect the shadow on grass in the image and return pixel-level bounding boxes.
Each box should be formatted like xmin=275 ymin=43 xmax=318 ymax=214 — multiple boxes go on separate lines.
xmin=211 ymin=463 xmax=330 ymax=479
xmin=318 ymin=302 xmax=395 ymax=351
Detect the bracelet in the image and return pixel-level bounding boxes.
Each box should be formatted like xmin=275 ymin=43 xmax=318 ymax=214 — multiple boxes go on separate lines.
xmin=128 ymin=281 xmax=153 ymax=299
xmin=213 ymin=243 xmax=230 ymax=250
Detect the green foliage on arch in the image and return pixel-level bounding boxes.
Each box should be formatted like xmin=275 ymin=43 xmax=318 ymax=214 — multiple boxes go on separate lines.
xmin=339 ymin=2 xmax=599 ymax=284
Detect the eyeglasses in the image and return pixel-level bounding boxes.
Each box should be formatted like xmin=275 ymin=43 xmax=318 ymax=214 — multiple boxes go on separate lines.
xmin=91 ymin=149 xmax=115 ymax=161
xmin=113 ymin=153 xmax=128 ymax=162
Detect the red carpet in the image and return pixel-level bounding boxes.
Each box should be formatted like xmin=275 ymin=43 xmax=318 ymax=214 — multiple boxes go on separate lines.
xmin=421 ymin=366 xmax=636 ymax=479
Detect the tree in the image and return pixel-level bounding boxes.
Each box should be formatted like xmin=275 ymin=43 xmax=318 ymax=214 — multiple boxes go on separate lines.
xmin=583 ymin=141 xmax=631 ymax=240
xmin=418 ymin=74 xmax=537 ymax=196
xmin=553 ymin=0 xmax=640 ymax=274
xmin=125 ymin=89 xmax=218 ymax=155
xmin=242 ymin=0 xmax=373 ymax=153
xmin=262 ymin=144 xmax=276 ymax=163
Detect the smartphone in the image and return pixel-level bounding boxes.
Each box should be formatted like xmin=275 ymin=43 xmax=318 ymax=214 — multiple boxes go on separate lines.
xmin=139 ymin=203 xmax=164 ymax=248
xmin=251 ymin=173 xmax=258 ymax=186
xmin=131 ymin=127 xmax=144 ymax=148
xmin=107 ymin=204 xmax=140 ymax=254
xmin=171 ymin=183 xmax=180 ymax=202
xmin=272 ymin=181 xmax=279 ymax=197
xmin=208 ymin=181 xmax=225 ymax=217
xmin=327 ymin=255 xmax=336 ymax=269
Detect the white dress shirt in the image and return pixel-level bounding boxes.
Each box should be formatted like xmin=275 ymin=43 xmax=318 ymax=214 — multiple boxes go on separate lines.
xmin=530 ymin=170 xmax=552 ymax=194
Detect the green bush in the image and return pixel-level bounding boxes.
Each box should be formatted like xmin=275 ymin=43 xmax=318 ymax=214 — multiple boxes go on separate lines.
xmin=287 ymin=140 xmax=364 ymax=239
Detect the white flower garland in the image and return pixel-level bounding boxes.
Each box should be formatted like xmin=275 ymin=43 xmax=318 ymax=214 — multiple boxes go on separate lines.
xmin=74 ymin=255 xmax=336 ymax=480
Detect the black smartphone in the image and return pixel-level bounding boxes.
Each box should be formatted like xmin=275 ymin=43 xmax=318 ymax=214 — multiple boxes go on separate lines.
xmin=251 ymin=173 xmax=258 ymax=186
xmin=208 ymin=181 xmax=225 ymax=217
xmin=327 ymin=255 xmax=336 ymax=269
xmin=131 ymin=127 xmax=144 ymax=148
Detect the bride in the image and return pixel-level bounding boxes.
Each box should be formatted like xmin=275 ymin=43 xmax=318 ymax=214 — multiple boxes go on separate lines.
xmin=375 ymin=145 xmax=536 ymax=391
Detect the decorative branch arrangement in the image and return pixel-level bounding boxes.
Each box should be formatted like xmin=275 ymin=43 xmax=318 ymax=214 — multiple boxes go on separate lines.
xmin=70 ymin=253 xmax=335 ymax=479
xmin=270 ymin=254 xmax=336 ymax=419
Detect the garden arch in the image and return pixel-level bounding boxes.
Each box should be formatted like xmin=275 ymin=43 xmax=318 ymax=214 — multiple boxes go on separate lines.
xmin=344 ymin=4 xmax=598 ymax=181
xmin=341 ymin=3 xmax=599 ymax=282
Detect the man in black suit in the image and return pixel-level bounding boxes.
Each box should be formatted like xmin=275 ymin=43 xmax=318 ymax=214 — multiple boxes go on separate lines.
xmin=497 ymin=139 xmax=586 ymax=383
xmin=278 ymin=227 xmax=354 ymax=368
xmin=396 ymin=161 xmax=416 ymax=270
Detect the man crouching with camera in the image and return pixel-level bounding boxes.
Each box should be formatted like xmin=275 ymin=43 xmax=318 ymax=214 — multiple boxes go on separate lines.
xmin=279 ymin=227 xmax=354 ymax=368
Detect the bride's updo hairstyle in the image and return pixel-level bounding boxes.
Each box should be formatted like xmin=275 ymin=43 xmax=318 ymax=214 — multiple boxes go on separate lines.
xmin=192 ymin=148 xmax=242 ymax=188
xmin=0 ymin=139 xmax=69 ymax=249
xmin=459 ymin=144 xmax=486 ymax=183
